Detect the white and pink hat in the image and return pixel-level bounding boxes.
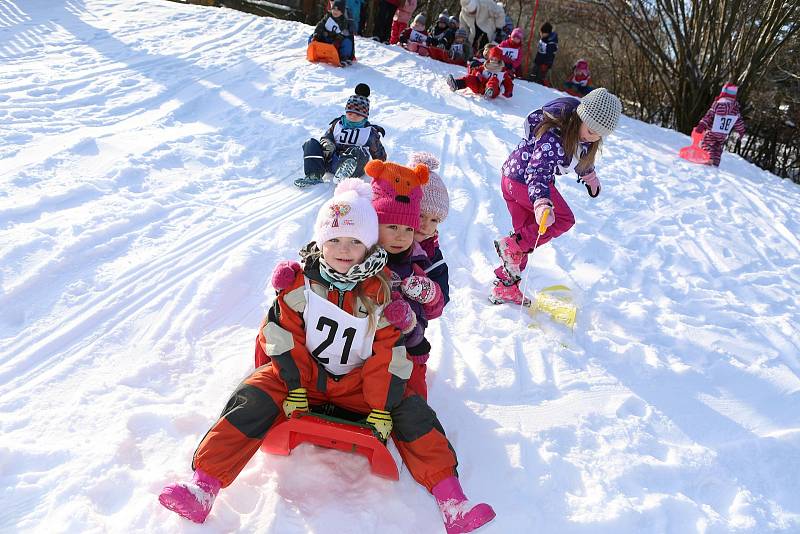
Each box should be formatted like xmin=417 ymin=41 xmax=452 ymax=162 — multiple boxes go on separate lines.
xmin=314 ymin=179 xmax=379 ymax=248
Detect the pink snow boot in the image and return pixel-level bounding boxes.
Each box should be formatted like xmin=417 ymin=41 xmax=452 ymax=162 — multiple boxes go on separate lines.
xmin=494 ymin=235 xmax=526 ymax=280
xmin=158 ymin=469 xmax=221 ymax=524
xmin=432 ymin=476 xmax=496 ymax=534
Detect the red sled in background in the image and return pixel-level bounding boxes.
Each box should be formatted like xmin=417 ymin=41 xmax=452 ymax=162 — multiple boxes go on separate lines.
xmin=261 ymin=410 xmax=400 ymax=480
xmin=679 ymin=129 xmax=711 ymax=164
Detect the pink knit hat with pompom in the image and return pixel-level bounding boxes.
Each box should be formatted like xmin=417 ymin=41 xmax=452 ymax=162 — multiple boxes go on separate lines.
xmin=314 ymin=178 xmax=379 ymax=248
xmin=410 ymin=152 xmax=450 ymax=221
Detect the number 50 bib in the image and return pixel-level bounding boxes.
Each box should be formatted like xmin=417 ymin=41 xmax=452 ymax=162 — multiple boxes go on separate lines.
xmin=303 ymin=278 xmax=376 ymax=375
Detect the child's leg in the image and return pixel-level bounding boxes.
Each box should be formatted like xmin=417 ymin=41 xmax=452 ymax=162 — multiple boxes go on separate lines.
xmin=500 ymin=177 xmax=575 ymax=271
xmin=192 ymin=365 xmax=288 ymax=488
xmin=391 ymin=395 xmax=458 ymax=491
xmin=486 ymin=77 xmax=500 ymax=98
xmin=463 ymin=75 xmax=484 ymax=94
xmin=389 ymin=21 xmax=406 ymax=44
xmin=337 ymin=36 xmax=354 ymax=61
xmin=302 ymin=138 xmax=327 ymax=176
xmin=700 ymin=133 xmax=725 ymax=166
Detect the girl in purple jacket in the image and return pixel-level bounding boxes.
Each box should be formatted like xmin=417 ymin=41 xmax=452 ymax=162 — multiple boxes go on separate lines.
xmin=491 ymin=88 xmax=622 ymax=306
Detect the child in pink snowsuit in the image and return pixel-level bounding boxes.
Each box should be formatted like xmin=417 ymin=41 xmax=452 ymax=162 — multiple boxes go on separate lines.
xmin=694 ymin=83 xmax=746 ymax=167
xmin=491 ymin=88 xmax=622 ymax=306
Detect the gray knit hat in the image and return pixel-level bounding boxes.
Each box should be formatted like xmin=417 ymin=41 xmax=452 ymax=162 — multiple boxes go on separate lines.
xmin=576 ymin=88 xmax=622 ymax=137
xmin=410 ymin=152 xmax=449 ymax=221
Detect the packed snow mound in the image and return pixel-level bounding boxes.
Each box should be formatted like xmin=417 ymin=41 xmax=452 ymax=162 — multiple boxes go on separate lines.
xmin=1 ymin=1 xmax=799 ymax=533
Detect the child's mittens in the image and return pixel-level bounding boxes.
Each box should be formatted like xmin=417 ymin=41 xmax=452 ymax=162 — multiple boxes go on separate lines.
xmin=533 ymin=198 xmax=556 ymax=228
xmin=577 ymin=171 xmax=601 ymax=198
xmin=401 ymin=275 xmax=441 ymax=304
xmin=271 ymin=260 xmax=302 ymax=290
xmin=321 ymin=138 xmax=336 ymax=158
xmin=384 ymin=291 xmax=417 ymax=334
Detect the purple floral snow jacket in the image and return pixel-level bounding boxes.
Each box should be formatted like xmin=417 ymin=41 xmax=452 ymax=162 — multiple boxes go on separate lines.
xmin=501 ymin=97 xmax=596 ymax=204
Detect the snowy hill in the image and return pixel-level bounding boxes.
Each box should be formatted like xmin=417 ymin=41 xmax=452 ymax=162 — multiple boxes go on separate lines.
xmin=1 ymin=1 xmax=799 ymax=532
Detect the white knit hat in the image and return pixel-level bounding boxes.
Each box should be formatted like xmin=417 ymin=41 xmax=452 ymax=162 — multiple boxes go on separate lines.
xmin=410 ymin=152 xmax=450 ymax=221
xmin=576 ymin=88 xmax=622 ymax=137
xmin=314 ymin=178 xmax=379 ymax=248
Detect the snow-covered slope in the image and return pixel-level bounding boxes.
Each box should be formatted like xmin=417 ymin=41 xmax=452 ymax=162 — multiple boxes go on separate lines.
xmin=1 ymin=1 xmax=799 ymax=532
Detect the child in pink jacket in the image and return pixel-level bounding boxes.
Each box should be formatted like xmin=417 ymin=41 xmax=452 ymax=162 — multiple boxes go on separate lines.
xmin=389 ymin=0 xmax=418 ymax=44
xmin=498 ymin=27 xmax=524 ymax=77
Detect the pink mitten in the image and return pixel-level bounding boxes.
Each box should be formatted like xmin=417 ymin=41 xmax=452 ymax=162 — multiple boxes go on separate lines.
xmin=400 ymin=275 xmax=441 ymax=305
xmin=271 ymin=260 xmax=302 ymax=291
xmin=533 ymin=198 xmax=555 ymax=228
xmin=577 ymin=171 xmax=601 ymax=198
xmin=384 ymin=291 xmax=417 ymax=334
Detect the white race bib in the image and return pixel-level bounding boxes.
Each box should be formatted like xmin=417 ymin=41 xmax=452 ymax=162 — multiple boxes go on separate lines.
xmin=409 ymin=29 xmax=427 ymax=44
xmin=500 ymin=46 xmax=519 ymax=60
xmin=303 ymin=278 xmax=376 ymax=376
xmin=332 ymin=122 xmax=371 ymax=147
xmin=537 ymin=40 xmax=547 ymax=54
xmin=712 ymin=114 xmax=738 ymax=134
xmin=324 ymin=17 xmax=341 ymax=34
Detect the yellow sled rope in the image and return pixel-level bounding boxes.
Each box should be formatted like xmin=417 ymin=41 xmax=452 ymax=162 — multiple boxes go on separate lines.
xmin=523 ymin=208 xmax=578 ymax=329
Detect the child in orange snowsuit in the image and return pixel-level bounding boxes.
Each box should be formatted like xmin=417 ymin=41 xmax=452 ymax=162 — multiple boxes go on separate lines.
xmin=158 ymin=177 xmax=495 ymax=534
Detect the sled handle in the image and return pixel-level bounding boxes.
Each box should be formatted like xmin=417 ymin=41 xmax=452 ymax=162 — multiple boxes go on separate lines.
xmin=538 ymin=208 xmax=551 ymax=235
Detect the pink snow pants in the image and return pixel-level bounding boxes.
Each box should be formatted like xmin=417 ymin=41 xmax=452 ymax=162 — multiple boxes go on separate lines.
xmin=501 ymin=175 xmax=575 ymax=271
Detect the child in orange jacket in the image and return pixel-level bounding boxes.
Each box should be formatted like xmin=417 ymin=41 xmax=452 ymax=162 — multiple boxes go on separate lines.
xmin=159 ymin=178 xmax=495 ymax=534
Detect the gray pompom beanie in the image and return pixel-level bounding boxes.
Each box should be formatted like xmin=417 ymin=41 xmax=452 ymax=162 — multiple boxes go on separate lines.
xmin=576 ymin=88 xmax=622 ymax=137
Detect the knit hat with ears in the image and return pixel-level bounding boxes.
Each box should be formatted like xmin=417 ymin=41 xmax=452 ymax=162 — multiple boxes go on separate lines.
xmin=314 ymin=178 xmax=379 ymax=248
xmin=366 ymin=160 xmax=429 ymax=231
xmin=410 ymin=152 xmax=450 ymax=222
xmin=576 ymin=88 xmax=622 ymax=138
xmin=345 ymin=83 xmax=371 ymax=119
xmin=720 ymin=83 xmax=738 ymax=98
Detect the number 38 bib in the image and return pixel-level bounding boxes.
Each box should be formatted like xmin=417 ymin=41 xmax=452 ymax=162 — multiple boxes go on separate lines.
xmin=303 ymin=278 xmax=377 ymax=376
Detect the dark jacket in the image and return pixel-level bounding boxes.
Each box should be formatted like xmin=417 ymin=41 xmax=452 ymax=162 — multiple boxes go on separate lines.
xmin=313 ymin=13 xmax=350 ymax=43
xmin=534 ymin=31 xmax=558 ymax=66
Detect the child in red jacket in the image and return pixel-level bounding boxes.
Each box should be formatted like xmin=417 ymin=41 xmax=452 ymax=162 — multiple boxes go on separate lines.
xmin=564 ymin=58 xmax=593 ymax=96
xmin=447 ymin=46 xmax=513 ymax=99
xmin=398 ymin=14 xmax=430 ymax=56
xmin=498 ymin=28 xmax=524 ymax=77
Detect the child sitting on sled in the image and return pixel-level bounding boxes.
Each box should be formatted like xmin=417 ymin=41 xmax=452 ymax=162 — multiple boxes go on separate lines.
xmin=310 ymin=0 xmax=355 ymax=67
xmin=398 ymin=14 xmax=431 ymax=56
xmin=448 ymin=28 xmax=472 ymax=65
xmin=296 ymin=83 xmax=387 ymax=188
xmin=491 ymin=88 xmax=621 ymax=305
xmin=563 ymin=58 xmax=593 ymax=96
xmin=158 ymin=179 xmax=496 ymax=534
xmin=447 ymin=46 xmax=514 ymax=99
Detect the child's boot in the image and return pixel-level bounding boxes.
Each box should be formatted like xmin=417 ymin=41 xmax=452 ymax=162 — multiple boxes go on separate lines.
xmin=432 ymin=476 xmax=496 ymax=534
xmin=489 ymin=277 xmax=530 ymax=306
xmin=494 ymin=234 xmax=526 ymax=279
xmin=158 ymin=469 xmax=221 ymax=524
xmin=294 ymin=172 xmax=324 ymax=188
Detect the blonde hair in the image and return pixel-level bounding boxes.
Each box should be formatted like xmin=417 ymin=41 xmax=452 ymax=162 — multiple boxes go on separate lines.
xmin=534 ymin=109 xmax=601 ymax=174
xmin=353 ymin=246 xmax=391 ymax=332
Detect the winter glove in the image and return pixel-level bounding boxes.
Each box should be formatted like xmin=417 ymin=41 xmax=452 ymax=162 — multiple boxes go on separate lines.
xmin=366 ymin=409 xmax=392 ymax=442
xmin=271 ymin=260 xmax=302 ymax=291
xmin=577 ymin=171 xmax=601 ymax=198
xmin=400 ymin=275 xmax=441 ymax=305
xmin=282 ymin=387 xmax=309 ymax=418
xmin=533 ymin=198 xmax=555 ymax=229
xmin=384 ymin=291 xmax=417 ymax=334
xmin=321 ymin=139 xmax=336 ymax=159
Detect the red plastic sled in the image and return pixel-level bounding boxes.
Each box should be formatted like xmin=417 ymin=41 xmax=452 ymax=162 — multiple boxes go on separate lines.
xmin=679 ymin=129 xmax=711 ymax=164
xmin=261 ymin=411 xmax=399 ymax=480
xmin=307 ymin=41 xmax=341 ymax=67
